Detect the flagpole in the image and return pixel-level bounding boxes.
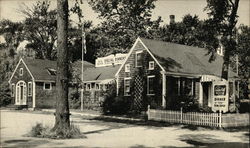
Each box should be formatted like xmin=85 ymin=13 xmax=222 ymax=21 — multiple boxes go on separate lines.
xmin=81 ymin=24 xmax=84 ymax=111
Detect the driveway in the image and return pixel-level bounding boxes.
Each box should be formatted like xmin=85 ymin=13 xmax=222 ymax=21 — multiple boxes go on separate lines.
xmin=0 ymin=110 xmax=249 ymax=148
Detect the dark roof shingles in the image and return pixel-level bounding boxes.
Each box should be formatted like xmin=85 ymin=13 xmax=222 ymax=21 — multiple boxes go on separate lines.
xmin=140 ymin=38 xmax=237 ymax=78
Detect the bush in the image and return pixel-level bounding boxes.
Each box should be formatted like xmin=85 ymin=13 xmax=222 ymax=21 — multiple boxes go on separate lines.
xmin=27 ymin=122 xmax=84 ymax=139
xmin=101 ymin=84 xmax=132 ymax=115
xmin=0 ymin=82 xmax=12 ymax=107
xmin=69 ymin=90 xmax=81 ymax=109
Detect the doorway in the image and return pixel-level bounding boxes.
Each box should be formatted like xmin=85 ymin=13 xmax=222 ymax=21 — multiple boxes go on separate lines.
xmin=16 ymin=81 xmax=27 ymax=105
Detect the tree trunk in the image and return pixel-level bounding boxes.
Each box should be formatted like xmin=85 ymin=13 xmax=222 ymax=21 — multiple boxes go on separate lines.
xmin=53 ymin=0 xmax=70 ymax=134
xmin=221 ymin=0 xmax=240 ymax=80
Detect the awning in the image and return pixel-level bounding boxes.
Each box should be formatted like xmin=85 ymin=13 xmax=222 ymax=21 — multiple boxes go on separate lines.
xmin=201 ymin=75 xmax=224 ymax=82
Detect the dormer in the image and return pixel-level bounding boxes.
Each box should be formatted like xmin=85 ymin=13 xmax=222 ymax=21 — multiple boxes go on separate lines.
xmin=47 ymin=68 xmax=57 ymax=76
xmin=217 ymin=43 xmax=224 ymax=56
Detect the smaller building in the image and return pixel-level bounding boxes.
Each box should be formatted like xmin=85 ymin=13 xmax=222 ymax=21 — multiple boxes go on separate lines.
xmin=79 ymin=54 xmax=127 ymax=108
xmin=8 ymin=58 xmax=94 ymax=109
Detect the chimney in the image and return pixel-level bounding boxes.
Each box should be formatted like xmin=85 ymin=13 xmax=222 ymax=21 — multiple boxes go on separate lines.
xmin=170 ymin=15 xmax=175 ymax=24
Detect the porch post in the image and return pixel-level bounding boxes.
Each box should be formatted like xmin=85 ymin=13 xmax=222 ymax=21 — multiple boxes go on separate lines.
xmin=116 ymin=75 xmax=119 ymax=96
xmin=198 ymin=81 xmax=203 ymax=106
xmin=32 ymin=80 xmax=36 ymax=109
xmin=161 ymin=71 xmax=166 ymax=108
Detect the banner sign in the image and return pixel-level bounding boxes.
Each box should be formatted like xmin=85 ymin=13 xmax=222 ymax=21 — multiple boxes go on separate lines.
xmin=95 ymin=54 xmax=127 ymax=67
xmin=212 ymin=81 xmax=229 ymax=112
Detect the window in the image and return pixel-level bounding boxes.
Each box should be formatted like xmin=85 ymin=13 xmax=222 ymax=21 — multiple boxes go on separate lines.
xmin=11 ymin=84 xmax=15 ymax=97
xmin=20 ymin=68 xmax=23 ymax=76
xmin=28 ymin=82 xmax=32 ymax=96
xmin=96 ymin=83 xmax=100 ymax=90
xmin=44 ymin=82 xmax=51 ymax=90
xmin=124 ymin=78 xmax=131 ymax=96
xmin=148 ymin=61 xmax=155 ymax=70
xmin=136 ymin=51 xmax=143 ymax=67
xmin=86 ymin=83 xmax=91 ymax=90
xmin=147 ymin=76 xmax=155 ymax=95
xmin=125 ymin=64 xmax=130 ymax=72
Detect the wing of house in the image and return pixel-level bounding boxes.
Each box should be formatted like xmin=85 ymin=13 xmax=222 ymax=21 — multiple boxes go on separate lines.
xmin=8 ymin=58 xmax=94 ymax=109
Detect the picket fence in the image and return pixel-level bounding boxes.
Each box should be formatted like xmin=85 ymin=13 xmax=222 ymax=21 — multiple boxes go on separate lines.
xmin=147 ymin=106 xmax=249 ymax=128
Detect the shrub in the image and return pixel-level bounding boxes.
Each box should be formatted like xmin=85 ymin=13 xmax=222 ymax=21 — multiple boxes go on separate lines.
xmin=0 ymin=82 xmax=12 ymax=107
xmin=101 ymin=84 xmax=132 ymax=115
xmin=28 ymin=123 xmax=45 ymax=137
xmin=69 ymin=90 xmax=81 ymax=109
xmin=27 ymin=122 xmax=84 ymax=139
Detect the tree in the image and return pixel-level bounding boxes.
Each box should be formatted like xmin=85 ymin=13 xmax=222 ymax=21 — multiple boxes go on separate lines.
xmin=20 ymin=1 xmax=57 ymax=60
xmin=236 ymin=25 xmax=250 ymax=99
xmin=53 ymin=0 xmax=70 ymax=134
xmin=205 ymin=0 xmax=240 ymax=79
xmin=88 ymin=0 xmax=162 ymax=56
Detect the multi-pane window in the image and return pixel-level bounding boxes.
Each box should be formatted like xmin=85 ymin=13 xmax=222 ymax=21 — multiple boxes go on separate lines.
xmin=125 ymin=64 xmax=130 ymax=72
xmin=124 ymin=78 xmax=131 ymax=96
xmin=147 ymin=76 xmax=155 ymax=95
xmin=20 ymin=68 xmax=23 ymax=76
xmin=44 ymin=82 xmax=51 ymax=90
xmin=28 ymin=82 xmax=32 ymax=96
xmin=173 ymin=77 xmax=195 ymax=96
xmin=148 ymin=61 xmax=155 ymax=70
xmin=11 ymin=84 xmax=15 ymax=97
xmin=136 ymin=51 xmax=143 ymax=67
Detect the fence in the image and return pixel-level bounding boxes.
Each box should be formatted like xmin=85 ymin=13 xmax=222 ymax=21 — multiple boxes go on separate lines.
xmin=147 ymin=106 xmax=249 ymax=128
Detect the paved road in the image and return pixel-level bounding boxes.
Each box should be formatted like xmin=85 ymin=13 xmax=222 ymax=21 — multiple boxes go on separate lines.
xmin=0 ymin=110 xmax=249 ymax=148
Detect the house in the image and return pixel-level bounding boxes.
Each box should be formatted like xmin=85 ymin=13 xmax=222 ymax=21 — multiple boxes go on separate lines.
xmin=115 ymin=37 xmax=239 ymax=113
xmin=79 ymin=54 xmax=127 ymax=108
xmin=8 ymin=58 xmax=94 ymax=109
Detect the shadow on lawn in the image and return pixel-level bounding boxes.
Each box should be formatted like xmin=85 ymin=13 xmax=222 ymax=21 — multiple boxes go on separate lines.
xmin=91 ymin=116 xmax=178 ymax=130
xmin=2 ymin=139 xmax=62 ymax=148
xmin=179 ymin=134 xmax=250 ymax=148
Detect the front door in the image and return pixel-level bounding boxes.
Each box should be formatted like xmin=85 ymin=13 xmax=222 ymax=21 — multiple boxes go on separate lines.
xmin=16 ymin=81 xmax=27 ymax=105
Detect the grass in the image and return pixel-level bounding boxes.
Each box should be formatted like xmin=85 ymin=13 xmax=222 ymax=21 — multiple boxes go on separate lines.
xmin=27 ymin=122 xmax=86 ymax=139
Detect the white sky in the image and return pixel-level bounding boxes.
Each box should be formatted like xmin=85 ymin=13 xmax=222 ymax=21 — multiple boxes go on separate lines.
xmin=0 ymin=0 xmax=249 ymax=26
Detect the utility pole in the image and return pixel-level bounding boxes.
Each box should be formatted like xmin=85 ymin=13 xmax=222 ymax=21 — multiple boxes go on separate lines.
xmin=81 ymin=24 xmax=86 ymax=111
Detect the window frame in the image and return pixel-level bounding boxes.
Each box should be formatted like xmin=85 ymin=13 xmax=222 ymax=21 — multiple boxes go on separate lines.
xmin=148 ymin=61 xmax=155 ymax=70
xmin=125 ymin=64 xmax=130 ymax=72
xmin=19 ymin=68 xmax=23 ymax=76
xmin=135 ymin=50 xmax=143 ymax=67
xmin=28 ymin=82 xmax=32 ymax=96
xmin=147 ymin=75 xmax=155 ymax=95
xmin=124 ymin=77 xmax=131 ymax=96
xmin=43 ymin=82 xmax=52 ymax=90
xmin=11 ymin=83 xmax=15 ymax=97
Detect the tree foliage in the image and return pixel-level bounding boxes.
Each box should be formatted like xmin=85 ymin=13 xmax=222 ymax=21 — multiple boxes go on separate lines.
xmin=88 ymin=0 xmax=162 ymax=56
xmin=205 ymin=0 xmax=240 ymax=79
xmin=20 ymin=1 xmax=57 ymax=60
xmin=237 ymin=25 xmax=250 ymax=99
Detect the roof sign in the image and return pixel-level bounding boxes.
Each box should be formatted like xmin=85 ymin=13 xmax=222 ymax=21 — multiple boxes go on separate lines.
xmin=95 ymin=53 xmax=127 ymax=67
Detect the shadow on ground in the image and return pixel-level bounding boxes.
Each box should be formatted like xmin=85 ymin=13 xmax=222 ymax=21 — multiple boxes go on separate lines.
xmin=179 ymin=134 xmax=250 ymax=148
xmin=2 ymin=138 xmax=62 ymax=148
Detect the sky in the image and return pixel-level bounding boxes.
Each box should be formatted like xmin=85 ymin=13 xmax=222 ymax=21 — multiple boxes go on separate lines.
xmin=0 ymin=0 xmax=249 ymax=27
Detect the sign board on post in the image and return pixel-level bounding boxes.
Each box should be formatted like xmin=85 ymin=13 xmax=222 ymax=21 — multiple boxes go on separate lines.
xmin=212 ymin=81 xmax=229 ymax=113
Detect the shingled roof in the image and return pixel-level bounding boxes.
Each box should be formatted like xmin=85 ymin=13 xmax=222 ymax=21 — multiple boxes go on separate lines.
xmin=23 ymin=58 xmax=94 ymax=82
xmin=82 ymin=65 xmax=120 ymax=82
xmin=140 ymin=38 xmax=237 ymax=78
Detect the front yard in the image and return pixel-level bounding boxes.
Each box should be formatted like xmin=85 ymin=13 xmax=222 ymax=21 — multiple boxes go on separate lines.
xmin=0 ymin=109 xmax=249 ymax=148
